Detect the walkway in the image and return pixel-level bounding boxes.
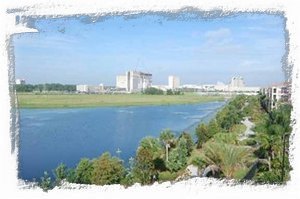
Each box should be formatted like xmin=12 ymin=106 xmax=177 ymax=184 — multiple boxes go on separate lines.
xmin=239 ymin=117 xmax=256 ymax=141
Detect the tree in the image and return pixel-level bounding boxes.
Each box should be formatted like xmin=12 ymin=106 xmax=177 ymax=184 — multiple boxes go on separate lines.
xmin=208 ymin=120 xmax=222 ymax=136
xmin=178 ymin=132 xmax=194 ymax=155
xmin=66 ymin=168 xmax=76 ymax=183
xmin=139 ymin=137 xmax=165 ymax=171
xmin=166 ymin=89 xmax=173 ymax=95
xmin=202 ymin=141 xmax=254 ymax=179
xmin=166 ymin=137 xmax=188 ymax=172
xmin=195 ymin=123 xmax=210 ymax=148
xmin=91 ymin=152 xmax=125 ymax=185
xmin=132 ymin=147 xmax=156 ymax=185
xmin=139 ymin=137 xmax=163 ymax=159
xmin=253 ymin=103 xmax=292 ymax=183
xmin=39 ymin=171 xmax=53 ymax=192
xmin=75 ymin=158 xmax=93 ymax=184
xmin=143 ymin=87 xmax=164 ymax=95
xmin=159 ymin=129 xmax=176 ymax=162
xmin=54 ymin=163 xmax=68 ymax=184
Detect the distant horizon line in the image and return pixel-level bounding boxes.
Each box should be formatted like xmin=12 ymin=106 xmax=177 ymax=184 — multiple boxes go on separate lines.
xmin=16 ymin=80 xmax=285 ymax=88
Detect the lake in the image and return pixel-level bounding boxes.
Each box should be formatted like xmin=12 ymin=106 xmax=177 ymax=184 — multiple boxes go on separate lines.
xmin=18 ymin=101 xmax=225 ymax=181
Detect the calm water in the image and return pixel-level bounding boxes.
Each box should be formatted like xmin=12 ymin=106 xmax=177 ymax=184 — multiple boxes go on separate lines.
xmin=18 ymin=101 xmax=225 ymax=180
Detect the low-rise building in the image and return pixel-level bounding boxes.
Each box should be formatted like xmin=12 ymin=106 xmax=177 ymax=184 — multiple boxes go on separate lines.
xmin=262 ymin=82 xmax=291 ymax=109
xmin=76 ymin=84 xmax=104 ymax=93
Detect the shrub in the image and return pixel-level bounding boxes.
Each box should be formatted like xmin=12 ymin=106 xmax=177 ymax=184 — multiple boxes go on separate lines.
xmin=190 ymin=156 xmax=206 ymax=169
xmin=39 ymin=171 xmax=53 ymax=192
xmin=91 ymin=152 xmax=125 ymax=185
xmin=158 ymin=171 xmax=178 ymax=182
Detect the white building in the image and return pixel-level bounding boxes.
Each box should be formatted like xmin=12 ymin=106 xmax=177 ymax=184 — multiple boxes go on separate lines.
xmin=116 ymin=75 xmax=127 ymax=89
xmin=168 ymin=76 xmax=180 ymax=90
xmin=116 ymin=70 xmax=152 ymax=93
xmin=151 ymin=85 xmax=169 ymax=91
xmin=16 ymin=79 xmax=26 ymax=85
xmin=76 ymin=84 xmax=104 ymax=93
xmin=197 ymin=77 xmax=259 ymax=95
xmin=230 ymin=76 xmax=245 ymax=87
xmin=214 ymin=82 xmax=228 ymax=91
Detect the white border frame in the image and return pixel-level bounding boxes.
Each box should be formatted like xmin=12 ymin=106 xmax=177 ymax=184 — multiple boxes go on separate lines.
xmin=0 ymin=0 xmax=299 ymax=198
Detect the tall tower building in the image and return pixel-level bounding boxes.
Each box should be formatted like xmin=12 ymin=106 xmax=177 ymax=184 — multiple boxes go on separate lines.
xmin=168 ymin=76 xmax=180 ymax=90
xmin=230 ymin=76 xmax=245 ymax=87
xmin=116 ymin=70 xmax=152 ymax=93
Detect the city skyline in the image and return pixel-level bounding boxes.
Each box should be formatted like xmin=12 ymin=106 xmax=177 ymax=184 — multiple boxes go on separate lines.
xmin=14 ymin=13 xmax=285 ymax=87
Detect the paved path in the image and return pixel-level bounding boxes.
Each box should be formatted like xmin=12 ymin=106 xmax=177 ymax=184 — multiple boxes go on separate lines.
xmin=239 ymin=117 xmax=256 ymax=141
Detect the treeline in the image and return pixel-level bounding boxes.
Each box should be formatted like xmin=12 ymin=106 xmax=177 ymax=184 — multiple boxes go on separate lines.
xmin=143 ymin=87 xmax=183 ymax=95
xmin=38 ymin=94 xmax=292 ymax=191
xmin=39 ymin=130 xmax=194 ymax=191
xmin=16 ymin=84 xmax=76 ymax=93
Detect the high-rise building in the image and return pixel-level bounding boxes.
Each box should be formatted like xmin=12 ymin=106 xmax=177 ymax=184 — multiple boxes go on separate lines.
xmin=116 ymin=75 xmax=127 ymax=89
xmin=168 ymin=76 xmax=180 ymax=90
xmin=230 ymin=76 xmax=245 ymax=87
xmin=116 ymin=70 xmax=152 ymax=93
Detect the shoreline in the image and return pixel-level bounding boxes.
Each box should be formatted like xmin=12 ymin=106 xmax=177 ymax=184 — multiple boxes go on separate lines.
xmin=182 ymin=100 xmax=227 ymax=136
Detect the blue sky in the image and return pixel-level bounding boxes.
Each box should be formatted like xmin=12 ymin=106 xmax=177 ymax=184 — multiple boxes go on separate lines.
xmin=14 ymin=13 xmax=285 ymax=86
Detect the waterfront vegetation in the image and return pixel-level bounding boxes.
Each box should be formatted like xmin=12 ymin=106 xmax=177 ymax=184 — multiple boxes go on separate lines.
xmin=16 ymin=83 xmax=76 ymax=93
xmin=37 ymin=94 xmax=292 ymax=191
xmin=17 ymin=92 xmax=225 ymax=108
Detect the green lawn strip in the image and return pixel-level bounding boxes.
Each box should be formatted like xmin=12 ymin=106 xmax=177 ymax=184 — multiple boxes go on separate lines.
xmin=17 ymin=93 xmax=225 ymax=108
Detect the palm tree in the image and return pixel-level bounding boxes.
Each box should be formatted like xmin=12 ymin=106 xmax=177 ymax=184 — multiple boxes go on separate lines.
xmin=202 ymin=141 xmax=255 ymax=179
xmin=159 ymin=129 xmax=176 ymax=162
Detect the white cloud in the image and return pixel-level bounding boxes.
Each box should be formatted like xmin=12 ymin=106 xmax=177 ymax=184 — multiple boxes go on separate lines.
xmin=201 ymin=28 xmax=242 ymax=54
xmin=204 ymin=28 xmax=232 ymax=42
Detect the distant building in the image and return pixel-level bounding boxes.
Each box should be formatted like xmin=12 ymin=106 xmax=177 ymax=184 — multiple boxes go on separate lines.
xmin=151 ymin=85 xmax=168 ymax=91
xmin=214 ymin=82 xmax=228 ymax=91
xmin=168 ymin=76 xmax=180 ymax=90
xmin=188 ymin=76 xmax=260 ymax=95
xmin=116 ymin=75 xmax=127 ymax=89
xmin=230 ymin=76 xmax=245 ymax=88
xmin=16 ymin=79 xmax=26 ymax=85
xmin=116 ymin=70 xmax=152 ymax=93
xmin=76 ymin=84 xmax=104 ymax=93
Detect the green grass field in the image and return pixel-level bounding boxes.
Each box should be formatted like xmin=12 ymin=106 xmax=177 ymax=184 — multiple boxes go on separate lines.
xmin=17 ymin=93 xmax=225 ymax=108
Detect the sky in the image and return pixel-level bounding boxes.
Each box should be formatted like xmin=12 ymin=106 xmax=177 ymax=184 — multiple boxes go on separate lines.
xmin=13 ymin=13 xmax=286 ymax=87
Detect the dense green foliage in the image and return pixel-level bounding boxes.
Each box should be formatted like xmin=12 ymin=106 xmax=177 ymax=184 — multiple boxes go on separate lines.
xmin=253 ymin=104 xmax=292 ymax=183
xmin=16 ymin=83 xmax=76 ymax=92
xmin=193 ymin=94 xmax=292 ymax=183
xmin=143 ymin=87 xmax=164 ymax=95
xmin=54 ymin=163 xmax=68 ymax=184
xmin=166 ymin=137 xmax=188 ymax=172
xmin=202 ymin=141 xmax=254 ymax=178
xmin=39 ymin=171 xmax=53 ymax=192
xmin=195 ymin=123 xmax=210 ymax=148
xmin=91 ymin=152 xmax=125 ymax=185
xmin=166 ymin=89 xmax=182 ymax=95
xmin=143 ymin=87 xmax=183 ymax=95
xmin=74 ymin=158 xmax=93 ymax=184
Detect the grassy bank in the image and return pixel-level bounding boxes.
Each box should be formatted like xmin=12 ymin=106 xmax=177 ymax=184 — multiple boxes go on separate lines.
xmin=17 ymin=93 xmax=225 ymax=108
